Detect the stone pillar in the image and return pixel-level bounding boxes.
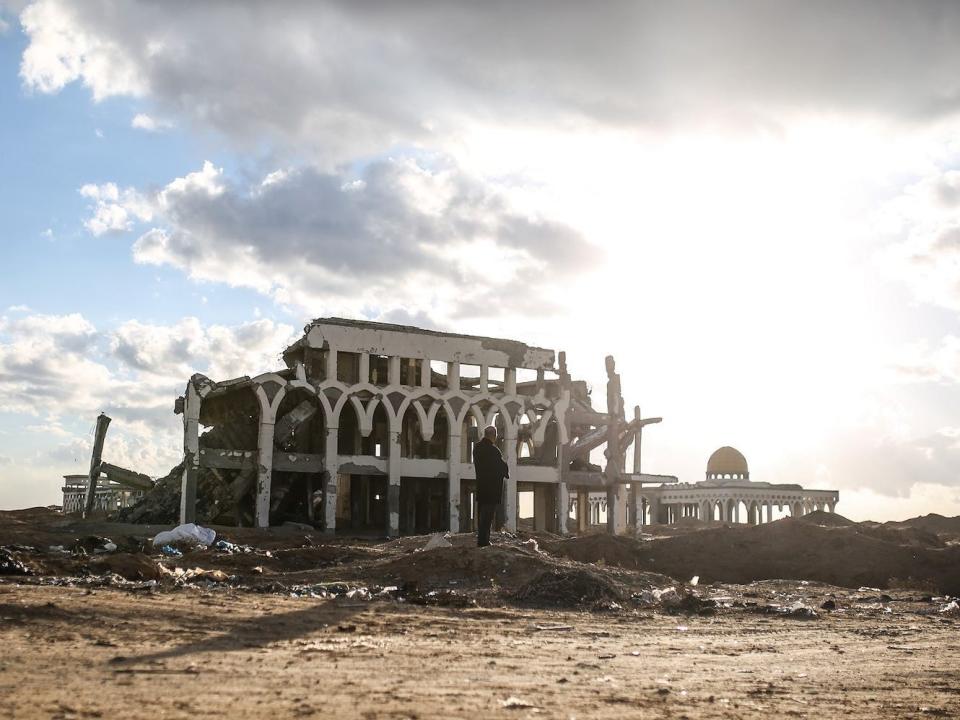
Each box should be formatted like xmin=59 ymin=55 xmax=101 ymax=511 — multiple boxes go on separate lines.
xmin=646 ymin=496 xmax=659 ymax=526
xmin=359 ymin=352 xmax=370 ymax=384
xmin=504 ymin=426 xmax=518 ymax=532
xmin=447 ymin=432 xmax=461 ymax=533
xmin=479 ymin=365 xmax=489 ymax=392
xmin=577 ymin=490 xmax=589 ymax=532
xmin=323 ymin=427 xmax=339 ymax=534
xmin=556 ymin=478 xmax=569 ymax=535
xmin=255 ymin=418 xmax=276 ymax=528
xmin=388 ymin=356 xmax=401 ymax=386
xmin=326 ymin=348 xmax=338 ymax=383
xmin=179 ymin=385 xmax=200 ymax=525
xmin=420 ymin=358 xmax=431 ymax=388
xmin=387 ymin=428 xmax=401 ymax=537
xmin=504 ymin=367 xmax=517 ymax=395
xmin=533 ymin=485 xmax=549 ymax=531
xmin=447 ymin=361 xmax=460 ymax=391
xmin=606 ymin=484 xmax=618 ymax=534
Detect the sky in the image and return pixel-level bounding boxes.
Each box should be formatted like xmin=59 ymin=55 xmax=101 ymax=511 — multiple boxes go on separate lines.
xmin=2 ymin=1 xmax=960 ymax=521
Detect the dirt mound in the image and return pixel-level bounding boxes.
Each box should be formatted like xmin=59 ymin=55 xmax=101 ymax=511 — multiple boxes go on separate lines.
xmin=856 ymin=524 xmax=944 ymax=548
xmin=375 ymin=545 xmax=555 ymax=590
xmin=634 ymin=517 xmax=960 ymax=594
xmin=540 ymin=533 xmax=646 ymax=569
xmin=512 ymin=567 xmax=626 ymax=608
xmin=883 ymin=514 xmax=960 ymax=537
xmin=796 ymin=510 xmax=857 ymax=527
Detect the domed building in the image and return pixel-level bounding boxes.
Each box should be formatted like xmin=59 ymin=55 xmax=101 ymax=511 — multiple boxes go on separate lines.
xmin=634 ymin=445 xmax=838 ymax=526
xmin=705 ymin=446 xmax=749 ymax=482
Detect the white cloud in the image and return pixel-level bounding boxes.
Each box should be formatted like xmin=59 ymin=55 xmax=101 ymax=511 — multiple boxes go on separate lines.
xmin=120 ymin=157 xmax=594 ymax=321
xmin=892 ymin=336 xmax=960 ymax=384
xmin=19 ymin=0 xmax=146 ymax=100
xmin=0 ymin=311 xmax=298 ymax=500
xmin=17 ymin=2 xmax=960 ymax=164
xmin=131 ymin=112 xmax=171 ymax=132
xmin=79 ymin=181 xmax=151 ymax=235
xmin=0 ymin=17 xmax=9 ymax=34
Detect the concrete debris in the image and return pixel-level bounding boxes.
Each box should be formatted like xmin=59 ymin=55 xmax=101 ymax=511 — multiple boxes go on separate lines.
xmin=0 ymin=547 xmax=33 ymax=575
xmin=422 ymin=533 xmax=452 ymax=551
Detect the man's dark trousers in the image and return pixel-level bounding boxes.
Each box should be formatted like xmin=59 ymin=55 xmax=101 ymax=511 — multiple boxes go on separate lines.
xmin=477 ymin=503 xmax=499 ymax=547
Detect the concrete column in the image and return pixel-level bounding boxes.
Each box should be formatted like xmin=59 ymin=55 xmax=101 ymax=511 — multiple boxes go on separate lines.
xmin=556 ymin=478 xmax=569 ymax=535
xmin=326 ymin=348 xmax=338 ymax=383
xmin=533 ymin=484 xmax=549 ymax=531
xmin=179 ymin=385 xmax=200 ymax=525
xmin=359 ymin=352 xmax=370 ymax=384
xmin=606 ymin=485 xmax=618 ymax=534
xmin=447 ymin=361 xmax=460 ymax=391
xmin=420 ymin=358 xmax=431 ymax=388
xmin=323 ymin=427 xmax=339 ymax=534
xmin=504 ymin=367 xmax=517 ymax=395
xmin=388 ymin=356 xmax=401 ymax=386
xmin=447 ymin=433 xmax=461 ymax=533
xmin=255 ymin=419 xmax=276 ymax=528
xmin=387 ymin=429 xmax=401 ymax=537
xmin=504 ymin=427 xmax=518 ymax=532
xmin=615 ymin=485 xmax=628 ymax=533
xmin=577 ymin=490 xmax=589 ymax=532
xmin=479 ymin=365 xmax=489 ymax=392
xmin=646 ymin=496 xmax=659 ymax=526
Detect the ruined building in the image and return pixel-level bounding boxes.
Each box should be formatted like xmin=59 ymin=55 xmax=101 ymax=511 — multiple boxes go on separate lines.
xmin=174 ymin=317 xmax=676 ymax=535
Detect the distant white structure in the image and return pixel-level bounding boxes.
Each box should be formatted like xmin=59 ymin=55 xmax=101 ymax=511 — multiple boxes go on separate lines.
xmin=61 ymin=474 xmax=143 ymax=514
xmin=638 ymin=446 xmax=838 ymax=525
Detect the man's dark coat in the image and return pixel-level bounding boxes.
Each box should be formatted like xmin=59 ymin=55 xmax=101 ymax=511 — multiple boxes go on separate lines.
xmin=473 ymin=438 xmax=509 ymax=505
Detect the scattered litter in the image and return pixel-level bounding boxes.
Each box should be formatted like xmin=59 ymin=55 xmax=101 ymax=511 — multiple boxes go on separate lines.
xmin=533 ymin=624 xmax=574 ymax=632
xmin=690 ymin=575 xmax=700 ymax=586
xmin=214 ymin=539 xmax=253 ymax=554
xmin=159 ymin=545 xmax=182 ymax=558
xmin=939 ymin=600 xmax=959 ymax=616
xmin=502 ymin=697 xmax=537 ymax=709
xmin=152 ymin=523 xmax=216 ymax=548
xmin=158 ymin=566 xmax=230 ymax=584
xmin=70 ymin=536 xmax=116 ymax=555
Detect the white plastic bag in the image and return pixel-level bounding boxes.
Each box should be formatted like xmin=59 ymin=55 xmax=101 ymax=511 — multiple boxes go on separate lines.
xmin=152 ymin=523 xmax=216 ymax=548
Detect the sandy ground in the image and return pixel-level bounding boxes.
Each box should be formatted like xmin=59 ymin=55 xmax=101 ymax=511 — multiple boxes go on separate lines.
xmin=3 ymin=508 xmax=960 ymax=718
xmin=2 ymin=582 xmax=959 ymax=720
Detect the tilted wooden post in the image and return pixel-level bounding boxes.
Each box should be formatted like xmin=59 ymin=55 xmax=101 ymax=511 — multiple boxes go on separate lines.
xmin=83 ymin=413 xmax=111 ymax=518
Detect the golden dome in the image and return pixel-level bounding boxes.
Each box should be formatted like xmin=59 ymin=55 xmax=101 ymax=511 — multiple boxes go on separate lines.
xmin=706 ymin=446 xmax=749 ymax=478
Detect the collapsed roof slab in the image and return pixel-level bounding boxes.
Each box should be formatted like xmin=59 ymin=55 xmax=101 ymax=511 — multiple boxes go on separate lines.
xmin=285 ymin=317 xmax=556 ymax=371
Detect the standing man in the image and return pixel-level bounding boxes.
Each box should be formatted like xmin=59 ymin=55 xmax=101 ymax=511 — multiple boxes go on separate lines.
xmin=473 ymin=425 xmax=509 ymax=547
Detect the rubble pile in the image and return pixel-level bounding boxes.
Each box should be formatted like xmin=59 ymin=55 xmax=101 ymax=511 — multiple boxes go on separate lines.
xmin=2 ymin=508 xmax=960 ymax=617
